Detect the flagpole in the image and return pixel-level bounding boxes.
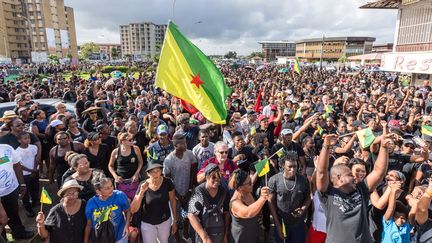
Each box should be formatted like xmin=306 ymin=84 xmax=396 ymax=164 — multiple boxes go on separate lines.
xmin=338 ymin=131 xmax=356 ymax=138
xmin=265 ymin=173 xmax=268 ymax=187
xmin=40 ymin=187 xmax=44 ymax=212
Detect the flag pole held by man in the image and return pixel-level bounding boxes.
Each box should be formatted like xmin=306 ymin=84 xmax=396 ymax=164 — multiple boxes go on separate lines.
xmin=155 ymin=21 xmax=231 ymax=124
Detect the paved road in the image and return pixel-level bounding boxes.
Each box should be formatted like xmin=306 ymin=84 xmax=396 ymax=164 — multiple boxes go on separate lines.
xmin=6 ymin=179 xmax=60 ymax=243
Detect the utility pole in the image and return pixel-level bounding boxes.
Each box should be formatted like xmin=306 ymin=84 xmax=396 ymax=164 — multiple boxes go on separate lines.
xmin=320 ymin=34 xmax=325 ymax=71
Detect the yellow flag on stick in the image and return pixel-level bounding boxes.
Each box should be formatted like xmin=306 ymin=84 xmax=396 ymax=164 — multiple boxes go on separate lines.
xmin=40 ymin=187 xmax=52 ymax=205
xmin=276 ymin=147 xmax=285 ymax=157
xmin=282 ymin=220 xmax=287 ymax=238
xmin=250 ymin=126 xmax=257 ymax=136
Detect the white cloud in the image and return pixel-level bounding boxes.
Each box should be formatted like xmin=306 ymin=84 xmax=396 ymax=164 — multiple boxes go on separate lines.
xmin=65 ymin=0 xmax=397 ymax=55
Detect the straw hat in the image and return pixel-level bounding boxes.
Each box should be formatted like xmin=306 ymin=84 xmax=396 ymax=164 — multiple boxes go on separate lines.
xmin=82 ymin=106 xmax=102 ymax=114
xmin=0 ymin=110 xmax=18 ymax=122
xmin=57 ymin=179 xmax=83 ymax=197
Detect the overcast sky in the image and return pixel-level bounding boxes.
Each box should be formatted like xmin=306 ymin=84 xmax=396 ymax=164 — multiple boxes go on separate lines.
xmin=64 ymin=0 xmax=397 ymax=55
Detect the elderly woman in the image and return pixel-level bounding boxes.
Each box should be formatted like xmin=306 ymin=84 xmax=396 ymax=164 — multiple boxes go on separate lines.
xmin=108 ymin=132 xmax=144 ymax=200
xmin=64 ymin=154 xmax=105 ymax=201
xmin=229 ymin=169 xmax=269 ymax=243
xmin=84 ymin=177 xmax=130 ymax=243
xmin=35 ymin=180 xmax=87 ymax=243
xmin=130 ymin=161 xmax=177 ymax=243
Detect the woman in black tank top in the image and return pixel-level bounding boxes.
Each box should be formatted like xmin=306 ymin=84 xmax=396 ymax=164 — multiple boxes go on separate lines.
xmin=108 ymin=132 xmax=144 ymax=199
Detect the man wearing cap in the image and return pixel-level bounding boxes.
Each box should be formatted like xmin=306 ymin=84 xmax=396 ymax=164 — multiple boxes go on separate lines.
xmin=13 ymin=95 xmax=27 ymax=115
xmin=147 ymin=124 xmax=174 ymax=165
xmin=271 ymin=128 xmax=306 ymax=174
xmin=163 ymin=132 xmax=198 ymax=242
xmin=188 ymin=164 xmax=229 ymax=243
xmin=281 ymin=109 xmax=296 ymax=131
xmin=176 ymin=113 xmax=200 ymax=150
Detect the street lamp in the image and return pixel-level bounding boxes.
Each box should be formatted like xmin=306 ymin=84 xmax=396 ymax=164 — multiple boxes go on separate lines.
xmin=17 ymin=13 xmax=33 ymax=63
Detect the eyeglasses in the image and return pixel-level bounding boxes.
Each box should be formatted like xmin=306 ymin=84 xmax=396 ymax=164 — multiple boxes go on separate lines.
xmin=218 ymin=151 xmax=228 ymax=154
xmin=63 ymin=191 xmax=79 ymax=197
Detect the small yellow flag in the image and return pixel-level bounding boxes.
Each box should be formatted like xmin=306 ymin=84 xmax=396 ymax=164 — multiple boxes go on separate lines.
xmin=40 ymin=187 xmax=52 ymax=205
xmin=282 ymin=220 xmax=287 ymax=238
xmin=276 ymin=147 xmax=285 ymax=157
xmin=250 ymin=126 xmax=257 ymax=136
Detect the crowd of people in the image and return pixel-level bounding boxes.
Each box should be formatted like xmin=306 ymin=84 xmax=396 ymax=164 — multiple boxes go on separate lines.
xmin=0 ymin=61 xmax=432 ymax=243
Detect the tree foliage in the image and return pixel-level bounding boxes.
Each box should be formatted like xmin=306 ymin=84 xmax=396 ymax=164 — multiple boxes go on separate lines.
xmin=79 ymin=42 xmax=100 ymax=60
xmin=224 ymin=51 xmax=237 ymax=59
xmin=249 ymin=52 xmax=264 ymax=58
xmin=111 ymin=48 xmax=119 ymax=60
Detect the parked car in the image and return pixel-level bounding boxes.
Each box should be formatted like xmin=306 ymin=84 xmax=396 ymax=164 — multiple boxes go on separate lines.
xmin=0 ymin=98 xmax=75 ymax=120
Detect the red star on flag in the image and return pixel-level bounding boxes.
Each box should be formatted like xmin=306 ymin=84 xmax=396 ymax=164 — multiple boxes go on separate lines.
xmin=190 ymin=73 xmax=204 ymax=88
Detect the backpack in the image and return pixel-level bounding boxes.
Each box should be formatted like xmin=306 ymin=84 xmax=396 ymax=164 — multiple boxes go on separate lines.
xmin=92 ymin=193 xmax=117 ymax=243
xmin=199 ymin=186 xmax=226 ymax=235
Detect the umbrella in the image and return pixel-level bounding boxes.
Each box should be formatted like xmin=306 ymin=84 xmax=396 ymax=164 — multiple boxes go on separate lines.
xmin=278 ymin=68 xmax=290 ymax=73
xmin=111 ymin=71 xmax=123 ymax=79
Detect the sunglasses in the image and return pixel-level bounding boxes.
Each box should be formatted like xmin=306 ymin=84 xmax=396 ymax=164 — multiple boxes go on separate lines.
xmin=90 ymin=112 xmax=97 ymax=115
xmin=218 ymin=151 xmax=228 ymax=154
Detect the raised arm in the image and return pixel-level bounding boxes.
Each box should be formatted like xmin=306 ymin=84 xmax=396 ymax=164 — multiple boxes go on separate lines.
xmin=231 ymin=187 xmax=269 ymax=218
xmin=383 ymin=182 xmax=400 ymax=221
xmin=365 ymin=135 xmax=391 ymax=192
xmin=416 ymin=179 xmax=432 ymax=225
xmin=370 ymin=186 xmax=392 ymax=210
xmin=316 ymin=134 xmax=337 ymax=193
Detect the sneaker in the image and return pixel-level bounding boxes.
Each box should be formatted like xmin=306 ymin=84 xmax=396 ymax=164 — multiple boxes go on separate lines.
xmin=12 ymin=230 xmax=34 ymax=240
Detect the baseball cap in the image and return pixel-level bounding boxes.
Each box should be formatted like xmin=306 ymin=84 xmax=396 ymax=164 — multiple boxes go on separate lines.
xmin=281 ymin=129 xmax=293 ymax=136
xmin=270 ymin=105 xmax=277 ymax=111
xmin=204 ymin=163 xmax=220 ymax=177
xmin=151 ymin=110 xmax=160 ymax=117
xmin=403 ymin=139 xmax=415 ymax=146
xmin=389 ymin=120 xmax=400 ymax=129
xmin=49 ymin=119 xmax=63 ymax=127
xmin=157 ymin=124 xmax=168 ymax=136
xmin=258 ymin=114 xmax=268 ymax=122
xmin=247 ymin=110 xmax=257 ymax=116
xmin=87 ymin=132 xmax=100 ymax=141
xmin=283 ymin=109 xmax=293 ymax=115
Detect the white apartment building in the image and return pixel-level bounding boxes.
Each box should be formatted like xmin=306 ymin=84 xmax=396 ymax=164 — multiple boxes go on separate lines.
xmin=120 ymin=22 xmax=167 ymax=60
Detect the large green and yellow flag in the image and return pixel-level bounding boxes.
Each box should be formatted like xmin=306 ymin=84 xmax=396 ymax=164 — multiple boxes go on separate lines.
xmin=356 ymin=127 xmax=376 ymax=148
xmin=156 ymin=22 xmax=232 ymax=124
xmin=293 ymin=59 xmax=301 ymax=74
xmin=422 ymin=125 xmax=432 ymax=137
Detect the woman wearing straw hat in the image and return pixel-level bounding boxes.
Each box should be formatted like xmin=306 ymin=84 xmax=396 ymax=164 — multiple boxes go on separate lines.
xmin=0 ymin=110 xmax=18 ymax=136
xmin=35 ymin=179 xmax=87 ymax=243
xmin=82 ymin=106 xmax=102 ymax=134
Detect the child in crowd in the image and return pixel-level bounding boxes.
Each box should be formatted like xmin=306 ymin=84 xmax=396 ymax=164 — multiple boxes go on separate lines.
xmin=15 ymin=132 xmax=39 ymax=217
xmin=382 ymin=181 xmax=416 ymax=243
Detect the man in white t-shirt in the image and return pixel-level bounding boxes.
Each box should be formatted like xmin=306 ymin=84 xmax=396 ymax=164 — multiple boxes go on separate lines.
xmin=192 ymin=130 xmax=215 ymax=170
xmin=0 ymin=143 xmax=34 ymax=240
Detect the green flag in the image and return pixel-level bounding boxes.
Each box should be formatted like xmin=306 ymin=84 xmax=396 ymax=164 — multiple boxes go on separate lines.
xmin=254 ymin=159 xmax=270 ymax=177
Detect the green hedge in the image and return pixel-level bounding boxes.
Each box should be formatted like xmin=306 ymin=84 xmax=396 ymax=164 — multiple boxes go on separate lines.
xmin=100 ymin=66 xmax=129 ymax=73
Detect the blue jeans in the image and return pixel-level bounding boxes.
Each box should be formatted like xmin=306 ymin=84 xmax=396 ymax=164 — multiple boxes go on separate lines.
xmin=274 ymin=221 xmax=306 ymax=243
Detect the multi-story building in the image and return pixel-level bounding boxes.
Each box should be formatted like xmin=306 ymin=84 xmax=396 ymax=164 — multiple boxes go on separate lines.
xmin=258 ymin=40 xmax=296 ymax=61
xmin=372 ymin=43 xmax=394 ymax=53
xmin=0 ymin=0 xmax=77 ymax=63
xmin=78 ymin=43 xmax=121 ymax=61
xmin=295 ymin=37 xmax=376 ymax=62
xmin=0 ymin=0 xmax=30 ymax=63
xmin=120 ymin=22 xmax=167 ymax=60
xmin=360 ymin=0 xmax=432 ymax=84
xmin=98 ymin=43 xmax=121 ymax=60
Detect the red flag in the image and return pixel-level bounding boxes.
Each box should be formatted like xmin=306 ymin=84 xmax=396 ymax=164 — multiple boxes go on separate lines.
xmin=180 ymin=98 xmax=199 ymax=114
xmin=254 ymin=88 xmax=262 ymax=112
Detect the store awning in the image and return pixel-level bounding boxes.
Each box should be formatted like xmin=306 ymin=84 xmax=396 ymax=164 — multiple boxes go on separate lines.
xmin=359 ymin=0 xmax=400 ymax=9
xmin=347 ymin=53 xmax=383 ymax=61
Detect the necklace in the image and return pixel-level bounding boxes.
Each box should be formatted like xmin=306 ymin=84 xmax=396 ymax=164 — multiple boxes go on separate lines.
xmin=63 ymin=203 xmax=76 ymax=222
xmin=282 ymin=174 xmax=297 ymax=191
